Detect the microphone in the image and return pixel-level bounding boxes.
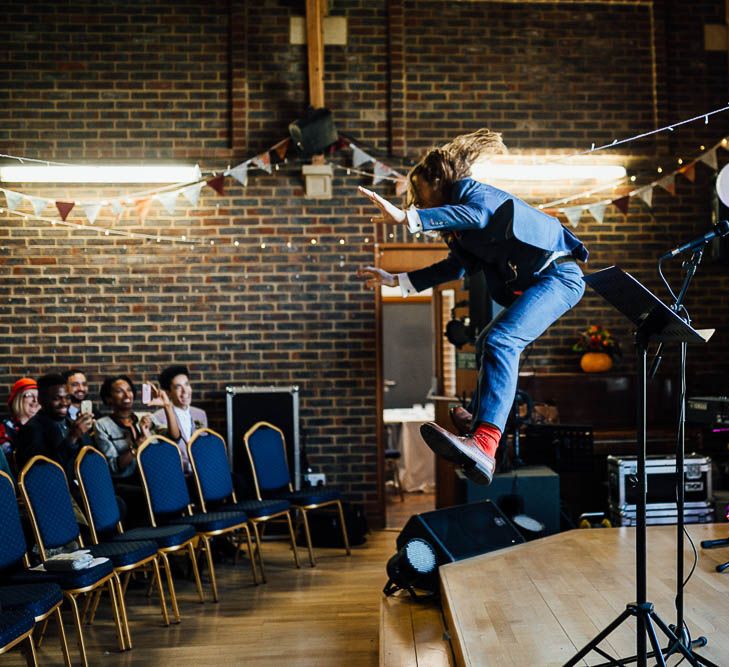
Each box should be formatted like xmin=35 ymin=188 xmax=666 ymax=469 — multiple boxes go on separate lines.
xmin=659 ymin=219 xmax=729 ymax=260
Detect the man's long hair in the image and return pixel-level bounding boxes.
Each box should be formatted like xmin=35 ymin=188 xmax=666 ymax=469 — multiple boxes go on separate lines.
xmin=406 ymin=128 xmax=507 ymax=207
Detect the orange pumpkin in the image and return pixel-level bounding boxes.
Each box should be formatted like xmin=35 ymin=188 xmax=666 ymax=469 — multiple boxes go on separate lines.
xmin=580 ymin=352 xmax=613 ymax=373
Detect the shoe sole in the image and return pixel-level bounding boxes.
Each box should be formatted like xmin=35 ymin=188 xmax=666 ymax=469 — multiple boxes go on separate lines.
xmin=420 ymin=422 xmax=473 ymax=465
xmin=461 ymin=461 xmax=493 ymax=485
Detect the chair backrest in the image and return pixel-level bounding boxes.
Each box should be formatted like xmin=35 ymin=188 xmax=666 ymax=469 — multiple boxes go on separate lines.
xmin=75 ymin=446 xmax=122 ymax=541
xmin=0 ymin=470 xmax=29 ymax=571
xmin=188 ymin=428 xmax=234 ymax=509
xmin=136 ymin=435 xmax=191 ymax=524
xmin=18 ymin=456 xmax=81 ymax=558
xmin=244 ymin=422 xmax=293 ymax=499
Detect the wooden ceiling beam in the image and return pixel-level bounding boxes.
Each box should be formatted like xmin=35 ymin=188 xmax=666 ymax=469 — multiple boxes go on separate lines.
xmin=306 ymin=0 xmax=326 ymax=109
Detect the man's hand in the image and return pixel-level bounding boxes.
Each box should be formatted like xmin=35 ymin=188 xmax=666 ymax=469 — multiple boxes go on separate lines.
xmin=358 ymin=186 xmax=406 ymax=225
xmin=356 ymin=266 xmax=398 ymax=290
xmin=146 ymin=383 xmax=171 ymax=409
xmin=70 ymin=413 xmax=94 ymax=440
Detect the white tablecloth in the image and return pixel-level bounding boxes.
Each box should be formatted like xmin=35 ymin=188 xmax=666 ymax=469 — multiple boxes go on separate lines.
xmin=384 ymin=405 xmax=436 ymax=492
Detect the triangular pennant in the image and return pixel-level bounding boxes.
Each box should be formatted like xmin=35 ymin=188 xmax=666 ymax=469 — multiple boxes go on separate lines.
xmin=395 ymin=176 xmax=408 ymax=197
xmin=563 ymin=206 xmax=583 ymax=228
xmin=680 ymin=163 xmax=696 ymax=183
xmin=82 ymin=203 xmax=102 ymax=224
xmin=373 ymin=161 xmax=391 ymax=185
xmin=206 ymin=174 xmax=225 ymax=195
xmin=252 ymin=152 xmax=272 ymax=174
xmin=352 ymin=144 xmax=372 ymax=168
xmin=55 ymin=201 xmax=75 ymax=221
xmin=29 ymin=197 xmax=47 ymax=216
xmin=699 ymin=148 xmax=718 ymax=171
xmin=2 ymin=189 xmax=23 ymax=211
xmin=181 ymin=181 xmax=205 ymax=206
xmin=274 ymin=139 xmax=290 ymax=160
xmin=587 ymin=202 xmax=608 ymax=224
xmin=612 ymin=196 xmax=631 ymax=215
xmin=226 ymin=163 xmax=248 ymax=186
xmin=134 ymin=198 xmax=152 ymax=221
xmin=658 ymin=174 xmax=676 ymax=196
xmin=155 ymin=190 xmax=179 ymax=215
xmin=109 ymin=200 xmax=124 ymax=216
xmin=637 ymin=186 xmax=653 ymax=209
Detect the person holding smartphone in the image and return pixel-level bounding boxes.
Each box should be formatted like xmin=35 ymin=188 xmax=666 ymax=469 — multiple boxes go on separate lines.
xmin=357 ymin=128 xmax=587 ymax=485
xmin=61 ymin=369 xmax=98 ymax=421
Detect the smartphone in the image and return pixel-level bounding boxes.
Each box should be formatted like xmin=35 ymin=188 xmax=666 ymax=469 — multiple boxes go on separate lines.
xmin=80 ymin=400 xmax=93 ymax=415
xmin=142 ymin=383 xmax=151 ymax=405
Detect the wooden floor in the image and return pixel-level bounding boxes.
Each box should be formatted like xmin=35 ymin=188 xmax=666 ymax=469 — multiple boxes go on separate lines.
xmin=4 ymin=532 xmax=401 ymax=667
xmin=440 ymin=523 xmax=729 ymax=666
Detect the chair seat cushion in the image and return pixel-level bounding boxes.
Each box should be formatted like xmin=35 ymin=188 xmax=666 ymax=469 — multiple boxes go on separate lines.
xmin=226 ymin=499 xmax=291 ymax=519
xmin=0 ymin=583 xmax=63 ymax=618
xmin=167 ymin=510 xmax=248 ymax=533
xmin=283 ymin=488 xmax=341 ymax=507
xmin=109 ymin=525 xmax=196 ymax=549
xmin=88 ymin=540 xmax=158 ymax=568
xmin=10 ymin=558 xmax=115 ymax=590
xmin=0 ymin=609 xmax=34 ymax=647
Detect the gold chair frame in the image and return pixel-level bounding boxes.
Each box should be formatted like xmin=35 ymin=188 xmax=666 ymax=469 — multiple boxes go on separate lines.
xmin=18 ymin=457 xmax=128 ymax=666
xmin=0 ymin=470 xmax=70 ymax=666
xmin=136 ymin=435 xmax=257 ymax=602
xmin=188 ymin=427 xmax=301 ymax=584
xmin=243 ymin=421 xmax=351 ymax=567
xmin=0 ymin=620 xmax=37 ymax=667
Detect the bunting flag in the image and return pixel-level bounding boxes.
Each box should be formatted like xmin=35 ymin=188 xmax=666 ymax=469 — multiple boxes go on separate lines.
xmin=637 ymin=186 xmax=653 ymax=209
xmin=395 ymin=176 xmax=408 ymax=197
xmin=274 ymin=139 xmax=290 ymax=160
xmin=55 ymin=201 xmax=75 ymax=221
xmin=134 ymin=198 xmax=152 ymax=221
xmin=155 ymin=190 xmax=179 ymax=215
xmin=82 ymin=203 xmax=102 ymax=224
xmin=587 ymin=202 xmax=608 ymax=224
xmin=226 ymin=163 xmax=249 ymax=187
xmin=680 ymin=163 xmax=696 ymax=183
xmin=2 ymin=189 xmax=23 ymax=211
xmin=29 ymin=197 xmax=47 ymax=216
xmin=373 ymin=161 xmax=394 ymax=185
xmin=181 ymin=182 xmax=205 ymax=206
xmin=109 ymin=200 xmax=124 ymax=217
xmin=252 ymin=152 xmax=271 ymax=174
xmin=612 ymin=196 xmax=631 ymax=215
xmin=700 ymin=148 xmax=718 ymax=170
xmin=206 ymin=175 xmax=225 ymax=196
xmin=351 ymin=144 xmax=372 ymax=168
xmin=563 ymin=206 xmax=583 ymax=228
xmin=658 ymin=174 xmax=676 ymax=196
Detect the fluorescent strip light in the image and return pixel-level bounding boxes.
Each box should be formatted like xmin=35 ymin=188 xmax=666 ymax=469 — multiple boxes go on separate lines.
xmin=471 ymin=163 xmax=626 ymax=182
xmin=0 ymin=164 xmax=202 ymax=183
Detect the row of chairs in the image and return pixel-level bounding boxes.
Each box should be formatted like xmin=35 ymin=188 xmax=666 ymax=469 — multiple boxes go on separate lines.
xmin=0 ymin=422 xmax=350 ymax=666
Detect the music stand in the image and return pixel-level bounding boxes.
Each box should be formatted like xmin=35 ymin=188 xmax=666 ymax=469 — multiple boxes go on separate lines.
xmin=563 ymin=266 xmax=715 ymax=667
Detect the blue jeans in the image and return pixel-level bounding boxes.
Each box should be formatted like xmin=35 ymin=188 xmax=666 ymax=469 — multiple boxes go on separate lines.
xmin=468 ymin=260 xmax=585 ymax=432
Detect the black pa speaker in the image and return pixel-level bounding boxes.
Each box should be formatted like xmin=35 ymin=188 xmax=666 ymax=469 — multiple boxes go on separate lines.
xmin=288 ymin=107 xmax=338 ymax=157
xmin=396 ymin=500 xmax=525 ymax=565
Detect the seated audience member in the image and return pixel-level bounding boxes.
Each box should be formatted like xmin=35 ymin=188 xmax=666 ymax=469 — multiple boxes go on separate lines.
xmin=62 ymin=369 xmax=98 ymax=420
xmin=0 ymin=378 xmax=40 ymax=474
xmin=14 ymin=374 xmax=94 ymax=483
xmin=152 ymin=365 xmax=208 ymax=476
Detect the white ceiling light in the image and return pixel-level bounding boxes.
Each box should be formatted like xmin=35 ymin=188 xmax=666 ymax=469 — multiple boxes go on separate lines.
xmin=0 ymin=164 xmax=202 ymax=184
xmin=471 ymin=162 xmax=626 ymax=182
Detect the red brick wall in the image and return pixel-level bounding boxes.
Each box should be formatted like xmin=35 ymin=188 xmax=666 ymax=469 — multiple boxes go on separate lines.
xmin=1 ymin=1 xmax=728 ymax=522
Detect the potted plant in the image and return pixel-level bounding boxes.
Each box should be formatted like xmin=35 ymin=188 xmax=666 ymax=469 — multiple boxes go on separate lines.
xmin=573 ymin=325 xmax=621 ymax=372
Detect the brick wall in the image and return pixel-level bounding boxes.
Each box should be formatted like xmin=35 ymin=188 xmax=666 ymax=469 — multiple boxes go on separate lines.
xmin=1 ymin=0 xmax=728 ymax=522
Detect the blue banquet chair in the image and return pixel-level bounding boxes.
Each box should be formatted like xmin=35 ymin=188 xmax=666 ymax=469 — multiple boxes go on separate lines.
xmin=18 ymin=455 xmax=160 ymax=657
xmin=188 ymin=427 xmax=301 ymax=583
xmin=0 ymin=607 xmax=37 ymax=666
xmin=75 ymin=445 xmax=201 ymax=624
xmin=243 ymin=421 xmax=350 ymax=567
xmin=0 ymin=470 xmax=70 ymax=665
xmin=135 ymin=435 xmax=257 ymax=601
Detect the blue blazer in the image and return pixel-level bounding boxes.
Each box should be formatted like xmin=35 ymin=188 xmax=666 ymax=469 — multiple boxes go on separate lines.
xmin=408 ymin=178 xmax=587 ymax=305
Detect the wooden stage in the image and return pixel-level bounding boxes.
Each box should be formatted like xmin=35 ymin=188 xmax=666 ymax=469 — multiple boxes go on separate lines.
xmin=437 ymin=523 xmax=729 ymax=666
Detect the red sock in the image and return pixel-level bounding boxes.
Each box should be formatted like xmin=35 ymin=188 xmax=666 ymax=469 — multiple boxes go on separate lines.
xmin=472 ymin=424 xmax=502 ymax=458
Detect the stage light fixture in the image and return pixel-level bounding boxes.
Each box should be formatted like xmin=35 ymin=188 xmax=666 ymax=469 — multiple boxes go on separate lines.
xmin=383 ymin=537 xmax=439 ymax=600
xmin=0 ymin=164 xmax=202 ymax=184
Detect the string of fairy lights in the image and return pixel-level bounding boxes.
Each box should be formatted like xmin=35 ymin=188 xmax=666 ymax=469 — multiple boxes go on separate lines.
xmin=1 ymin=104 xmax=728 ymax=249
